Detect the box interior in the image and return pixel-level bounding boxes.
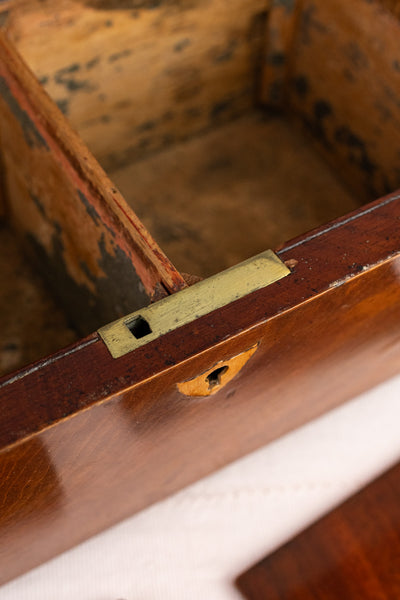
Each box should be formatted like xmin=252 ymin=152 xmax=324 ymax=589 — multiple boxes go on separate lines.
xmin=1 ymin=0 xmax=400 ymax=374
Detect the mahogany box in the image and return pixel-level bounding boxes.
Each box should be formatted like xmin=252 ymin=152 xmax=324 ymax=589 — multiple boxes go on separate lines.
xmin=1 ymin=0 xmax=400 ymax=585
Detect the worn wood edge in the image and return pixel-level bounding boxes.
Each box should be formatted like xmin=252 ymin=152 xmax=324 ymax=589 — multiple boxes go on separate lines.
xmin=2 ymin=236 xmax=400 ymax=585
xmin=277 ymin=189 xmax=400 ymax=254
xmin=0 ymin=30 xmax=187 ymax=296
xmin=1 ymin=190 xmax=400 ymax=450
xmin=2 ymin=189 xmax=400 ymax=585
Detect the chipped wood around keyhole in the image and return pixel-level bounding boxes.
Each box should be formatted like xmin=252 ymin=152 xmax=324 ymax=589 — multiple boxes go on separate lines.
xmin=177 ymin=343 xmax=259 ymax=397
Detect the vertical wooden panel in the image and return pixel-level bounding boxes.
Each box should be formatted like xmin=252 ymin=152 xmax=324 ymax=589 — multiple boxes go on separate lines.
xmin=0 ymin=32 xmax=187 ymax=334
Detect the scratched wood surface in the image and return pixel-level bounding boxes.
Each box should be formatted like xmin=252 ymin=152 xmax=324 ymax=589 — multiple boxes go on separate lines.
xmin=237 ymin=460 xmax=400 ymax=599
xmin=2 ymin=190 xmax=400 ymax=584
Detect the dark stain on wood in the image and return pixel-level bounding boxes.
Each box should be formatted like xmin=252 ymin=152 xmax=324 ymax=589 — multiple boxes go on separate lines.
xmin=84 ymin=0 xmax=183 ymax=10
xmin=344 ymin=40 xmax=370 ymax=70
xmin=54 ymin=63 xmax=94 ymax=93
xmin=108 ymin=48 xmax=132 ymax=63
xmin=86 ymin=56 xmax=101 ymax=70
xmin=77 ymin=189 xmax=102 ymax=227
xmin=270 ymin=0 xmax=400 ymax=200
xmin=136 ymin=119 xmax=156 ymax=133
xmin=0 ymin=76 xmax=48 ymax=149
xmin=300 ymin=3 xmax=329 ymax=45
xmin=26 ymin=227 xmax=149 ymax=334
xmin=213 ymin=39 xmax=238 ymax=63
xmin=292 ymin=74 xmax=310 ymax=96
xmin=267 ymin=51 xmax=287 ymax=66
xmin=174 ymin=38 xmax=191 ymax=53
xmin=393 ymin=58 xmax=400 ymax=72
xmin=29 ymin=192 xmax=47 ymax=218
xmin=56 ymin=98 xmax=70 ymax=115
xmin=335 ymin=125 xmax=377 ymax=176
xmin=209 ymin=91 xmax=250 ymax=125
xmin=172 ymin=67 xmax=202 ymax=103
xmin=302 ymin=98 xmax=334 ymax=149
xmin=0 ymin=9 xmax=9 ymax=28
xmin=275 ymin=0 xmax=296 ymax=10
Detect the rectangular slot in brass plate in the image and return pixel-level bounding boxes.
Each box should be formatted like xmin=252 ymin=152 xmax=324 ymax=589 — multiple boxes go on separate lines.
xmin=98 ymin=250 xmax=290 ymax=359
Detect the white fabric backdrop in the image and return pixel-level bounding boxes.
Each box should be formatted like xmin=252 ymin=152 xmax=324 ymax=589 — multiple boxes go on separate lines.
xmin=3 ymin=373 xmax=400 ymax=600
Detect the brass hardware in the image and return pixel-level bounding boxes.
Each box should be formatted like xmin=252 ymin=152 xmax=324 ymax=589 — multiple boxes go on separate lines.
xmin=177 ymin=344 xmax=259 ymax=397
xmin=98 ymin=250 xmax=289 ymax=359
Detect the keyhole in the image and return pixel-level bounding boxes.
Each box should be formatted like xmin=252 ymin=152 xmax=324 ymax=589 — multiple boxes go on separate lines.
xmin=206 ymin=365 xmax=229 ymax=390
xmin=126 ymin=315 xmax=152 ymax=339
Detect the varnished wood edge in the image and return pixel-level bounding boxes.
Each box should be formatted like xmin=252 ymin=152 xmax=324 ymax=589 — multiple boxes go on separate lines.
xmin=1 ymin=189 xmax=400 ymax=449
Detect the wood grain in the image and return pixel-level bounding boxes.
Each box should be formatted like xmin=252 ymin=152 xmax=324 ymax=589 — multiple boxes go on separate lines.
xmin=0 ymin=0 xmax=269 ymax=171
xmin=2 ymin=190 xmax=400 ymax=584
xmin=111 ymin=111 xmax=359 ymax=278
xmin=237 ymin=461 xmax=400 ymax=599
xmin=262 ymin=0 xmax=400 ymax=200
xmin=0 ymin=30 xmax=186 ymax=335
xmin=2 ymin=0 xmax=400 ymax=588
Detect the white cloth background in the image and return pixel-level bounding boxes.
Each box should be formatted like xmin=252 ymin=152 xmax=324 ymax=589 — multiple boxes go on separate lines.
xmin=3 ymin=374 xmax=400 ymax=600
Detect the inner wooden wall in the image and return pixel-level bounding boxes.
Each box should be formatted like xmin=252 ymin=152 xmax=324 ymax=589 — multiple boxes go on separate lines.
xmin=262 ymin=0 xmax=400 ymax=201
xmin=0 ymin=0 xmax=270 ymax=172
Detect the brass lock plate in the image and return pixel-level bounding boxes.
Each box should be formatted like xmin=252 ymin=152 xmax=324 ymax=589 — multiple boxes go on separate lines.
xmin=98 ymin=250 xmax=290 ymax=359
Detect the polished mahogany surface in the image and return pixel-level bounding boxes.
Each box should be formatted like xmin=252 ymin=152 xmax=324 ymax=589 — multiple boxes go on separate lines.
xmin=2 ymin=190 xmax=400 ymax=583
xmin=237 ymin=460 xmax=400 ymax=599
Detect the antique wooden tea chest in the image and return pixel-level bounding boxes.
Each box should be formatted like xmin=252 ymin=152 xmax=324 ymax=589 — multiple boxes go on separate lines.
xmin=2 ymin=0 xmax=400 ymax=585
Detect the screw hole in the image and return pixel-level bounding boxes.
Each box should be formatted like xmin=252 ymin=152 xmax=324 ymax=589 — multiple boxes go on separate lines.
xmin=206 ymin=365 xmax=229 ymax=390
xmin=126 ymin=315 xmax=152 ymax=339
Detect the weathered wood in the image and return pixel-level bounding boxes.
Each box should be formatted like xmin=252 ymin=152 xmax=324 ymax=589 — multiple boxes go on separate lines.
xmin=237 ymin=460 xmax=400 ymax=599
xmin=111 ymin=111 xmax=359 ymax=277
xmin=0 ymin=226 xmax=77 ymax=377
xmin=261 ymin=0 xmax=400 ymax=200
xmin=2 ymin=0 xmax=400 ymax=588
xmin=0 ymin=0 xmax=270 ymax=171
xmin=2 ymin=191 xmax=400 ymax=584
xmin=0 ymin=31 xmax=186 ymax=335
xmin=260 ymin=0 xmax=300 ymax=106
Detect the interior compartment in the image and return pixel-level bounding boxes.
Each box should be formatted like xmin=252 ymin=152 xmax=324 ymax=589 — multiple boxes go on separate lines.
xmin=1 ymin=0 xmax=400 ymax=373
xmin=0 ymin=225 xmax=77 ymax=376
xmin=110 ymin=111 xmax=358 ymax=276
